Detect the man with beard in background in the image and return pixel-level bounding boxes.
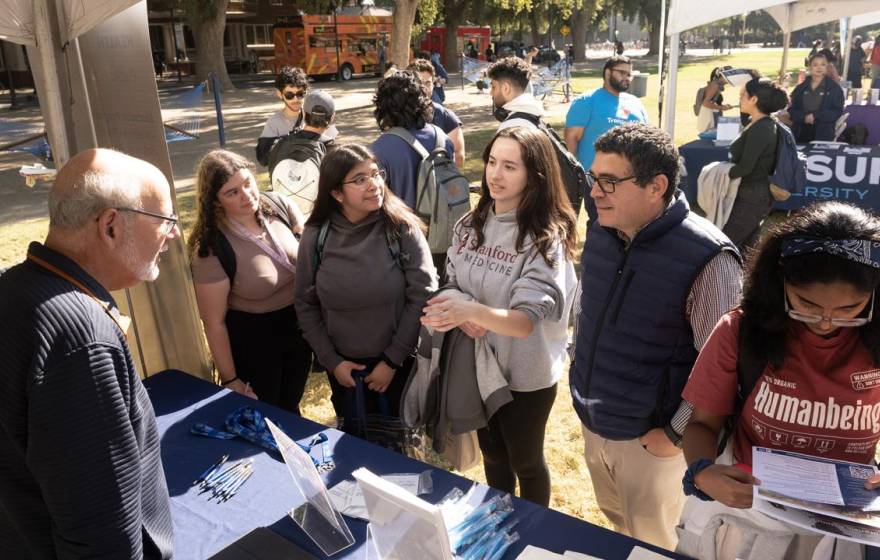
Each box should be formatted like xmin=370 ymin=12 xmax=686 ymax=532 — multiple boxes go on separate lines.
xmin=565 ymin=56 xmax=648 ymax=225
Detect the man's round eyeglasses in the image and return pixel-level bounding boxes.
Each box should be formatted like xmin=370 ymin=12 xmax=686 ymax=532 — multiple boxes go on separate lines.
xmin=115 ymin=207 xmax=178 ymax=235
xmin=343 ymin=169 xmax=386 ymax=189
xmin=587 ymin=171 xmax=637 ymax=194
xmin=283 ymin=90 xmax=306 ymax=100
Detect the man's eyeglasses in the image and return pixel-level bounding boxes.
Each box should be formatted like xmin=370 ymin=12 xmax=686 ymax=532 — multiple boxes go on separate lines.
xmin=342 ymin=169 xmax=386 ymax=189
xmin=115 ymin=207 xmax=178 ymax=235
xmin=587 ymin=171 xmax=637 ymax=195
xmin=283 ymin=90 xmax=306 ymax=100
xmin=784 ymin=286 xmax=874 ymax=328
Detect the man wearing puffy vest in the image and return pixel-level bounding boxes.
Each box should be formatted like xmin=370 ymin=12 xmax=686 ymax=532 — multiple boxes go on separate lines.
xmin=570 ymin=124 xmax=742 ymax=551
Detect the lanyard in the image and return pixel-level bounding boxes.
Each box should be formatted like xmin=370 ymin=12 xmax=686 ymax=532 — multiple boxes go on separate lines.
xmin=27 ymin=253 xmax=131 ymax=337
xmin=226 ymin=216 xmax=296 ymax=274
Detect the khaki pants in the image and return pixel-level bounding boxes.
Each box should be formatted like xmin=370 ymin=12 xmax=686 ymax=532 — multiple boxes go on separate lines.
xmin=582 ymin=425 xmax=687 ymax=551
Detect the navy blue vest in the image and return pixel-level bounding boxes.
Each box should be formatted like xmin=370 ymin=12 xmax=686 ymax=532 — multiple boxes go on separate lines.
xmin=570 ymin=191 xmax=739 ymax=440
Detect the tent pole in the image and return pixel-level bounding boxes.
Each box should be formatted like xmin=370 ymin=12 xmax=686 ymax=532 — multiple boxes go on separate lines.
xmin=779 ymin=3 xmax=792 ymax=81
xmin=657 ymin=0 xmax=667 ymax=122
xmin=841 ymin=17 xmax=852 ymax=90
xmin=31 ymin=0 xmax=71 ymax=166
xmin=663 ymin=32 xmax=680 ymax=137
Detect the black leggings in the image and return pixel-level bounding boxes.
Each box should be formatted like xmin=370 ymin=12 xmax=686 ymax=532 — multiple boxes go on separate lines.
xmin=477 ymin=384 xmax=557 ymax=506
xmin=225 ymin=305 xmax=312 ymax=415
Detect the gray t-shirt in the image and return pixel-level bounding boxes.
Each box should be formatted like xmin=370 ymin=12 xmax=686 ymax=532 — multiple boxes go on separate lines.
xmin=260 ymin=109 xmax=301 ymax=138
xmin=444 ymin=209 xmax=577 ymax=391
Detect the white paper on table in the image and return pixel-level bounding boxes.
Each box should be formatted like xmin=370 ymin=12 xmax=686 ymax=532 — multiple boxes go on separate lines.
xmin=329 ymin=474 xmax=424 ymax=522
xmin=626 ymin=546 xmax=674 ymax=559
xmin=515 ymin=545 xmax=565 ymax=559
xmin=563 ymin=550 xmax=604 ymax=560
xmin=753 ymin=447 xmax=844 ymax=506
xmin=716 ymin=117 xmax=741 ymax=142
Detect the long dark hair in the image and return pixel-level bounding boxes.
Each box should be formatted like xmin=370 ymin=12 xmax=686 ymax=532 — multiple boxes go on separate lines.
xmin=741 ymin=201 xmax=880 ymax=368
xmin=187 ymin=149 xmax=278 ymax=259
xmin=307 ymin=143 xmax=424 ymax=238
xmin=464 ymin=126 xmax=578 ymax=266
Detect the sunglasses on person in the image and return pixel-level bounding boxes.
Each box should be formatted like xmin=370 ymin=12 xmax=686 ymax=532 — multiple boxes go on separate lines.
xmin=115 ymin=207 xmax=178 ymax=236
xmin=283 ymin=90 xmax=306 ymax=100
xmin=783 ymin=286 xmax=875 ymax=327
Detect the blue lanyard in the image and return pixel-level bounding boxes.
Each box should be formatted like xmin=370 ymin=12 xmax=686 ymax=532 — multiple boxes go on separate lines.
xmin=191 ymin=406 xmax=332 ymax=469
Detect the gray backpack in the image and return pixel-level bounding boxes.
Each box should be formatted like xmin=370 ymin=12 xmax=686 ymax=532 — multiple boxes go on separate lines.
xmin=693 ymin=85 xmax=707 ymax=116
xmin=386 ymin=125 xmax=471 ymax=254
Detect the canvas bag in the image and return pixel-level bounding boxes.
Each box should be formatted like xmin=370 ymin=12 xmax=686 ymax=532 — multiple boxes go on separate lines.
xmin=769 ymin=120 xmax=807 ymax=202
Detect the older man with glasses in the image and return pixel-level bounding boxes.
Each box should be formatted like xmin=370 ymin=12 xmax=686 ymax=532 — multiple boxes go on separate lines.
xmin=570 ymin=124 xmax=743 ymax=551
xmin=564 ymin=55 xmax=649 ymax=224
xmin=0 ymin=148 xmax=178 ymax=558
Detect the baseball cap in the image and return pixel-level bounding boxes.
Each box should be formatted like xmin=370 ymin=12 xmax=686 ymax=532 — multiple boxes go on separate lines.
xmin=303 ymin=90 xmax=335 ymax=117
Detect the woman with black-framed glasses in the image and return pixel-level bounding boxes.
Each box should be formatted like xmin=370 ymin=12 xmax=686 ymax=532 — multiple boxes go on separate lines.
xmin=675 ymin=201 xmax=880 ymax=557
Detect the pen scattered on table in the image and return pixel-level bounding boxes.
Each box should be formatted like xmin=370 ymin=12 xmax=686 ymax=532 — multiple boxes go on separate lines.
xmin=192 ymin=456 xmax=255 ymax=503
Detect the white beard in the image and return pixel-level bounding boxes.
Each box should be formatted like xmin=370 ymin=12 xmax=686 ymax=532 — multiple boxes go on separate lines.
xmin=121 ymin=232 xmax=161 ymax=282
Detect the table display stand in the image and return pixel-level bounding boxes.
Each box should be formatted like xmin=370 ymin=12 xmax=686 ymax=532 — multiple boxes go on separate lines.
xmin=267 ymin=420 xmax=356 ymax=556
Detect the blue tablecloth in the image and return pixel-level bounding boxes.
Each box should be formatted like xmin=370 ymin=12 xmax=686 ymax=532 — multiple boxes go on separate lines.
xmin=680 ymin=140 xmax=880 ymax=212
xmin=145 ymin=370 xmax=683 ymax=560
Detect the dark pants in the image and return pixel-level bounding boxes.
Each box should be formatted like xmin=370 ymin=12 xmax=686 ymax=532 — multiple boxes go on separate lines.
xmin=225 ymin=304 xmax=312 ymax=415
xmin=722 ymin=180 xmax=772 ymax=254
xmin=796 ymin=123 xmax=816 ymax=144
xmin=477 ymin=384 xmax=557 ymax=506
xmin=432 ymin=253 xmax=447 ymax=286
xmin=326 ymin=355 xmax=414 ymax=422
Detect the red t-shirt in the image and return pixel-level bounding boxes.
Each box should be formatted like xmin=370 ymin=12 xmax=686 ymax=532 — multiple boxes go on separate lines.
xmin=683 ymin=311 xmax=880 ymax=466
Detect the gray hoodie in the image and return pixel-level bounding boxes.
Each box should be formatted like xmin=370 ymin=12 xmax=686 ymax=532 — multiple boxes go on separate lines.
xmin=295 ymin=210 xmax=437 ymax=372
xmin=444 ymin=209 xmax=577 ymax=392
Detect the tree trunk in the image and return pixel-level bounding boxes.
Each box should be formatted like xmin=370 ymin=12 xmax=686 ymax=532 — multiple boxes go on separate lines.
xmin=191 ymin=0 xmax=234 ymax=91
xmin=391 ymin=0 xmax=419 ymax=70
xmin=443 ymin=0 xmax=463 ymax=72
xmin=572 ymin=1 xmax=594 ymax=63
xmin=529 ymin=9 xmax=542 ymax=47
xmin=647 ymin=22 xmax=660 ymax=56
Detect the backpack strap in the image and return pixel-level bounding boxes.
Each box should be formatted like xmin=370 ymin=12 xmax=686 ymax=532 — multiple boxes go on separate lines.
xmin=261 ymin=191 xmax=294 ymax=230
xmin=311 ymin=220 xmax=331 ymax=283
xmin=506 ymin=111 xmax=541 ymax=127
xmin=385 ymin=127 xmax=431 ymax=160
xmin=215 ymin=232 xmax=237 ymax=281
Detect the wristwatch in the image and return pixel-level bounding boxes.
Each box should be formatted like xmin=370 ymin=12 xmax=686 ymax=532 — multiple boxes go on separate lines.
xmin=664 ymin=423 xmax=684 ymax=448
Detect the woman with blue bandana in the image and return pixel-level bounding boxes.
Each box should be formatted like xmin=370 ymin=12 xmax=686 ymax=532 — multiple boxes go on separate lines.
xmin=675 ymin=201 xmax=880 ymax=558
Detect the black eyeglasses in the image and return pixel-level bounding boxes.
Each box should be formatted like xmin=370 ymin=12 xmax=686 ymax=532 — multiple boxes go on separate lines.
xmin=587 ymin=171 xmax=637 ymax=194
xmin=283 ymin=90 xmax=306 ymax=100
xmin=115 ymin=207 xmax=178 ymax=235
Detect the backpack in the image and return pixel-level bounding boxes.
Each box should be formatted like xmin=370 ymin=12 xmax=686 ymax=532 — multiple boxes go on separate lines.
xmin=386 ymin=125 xmax=471 ymax=254
xmin=839 ymin=123 xmax=869 ymax=146
xmin=769 ymin=120 xmax=807 ymax=201
xmin=507 ymin=112 xmax=588 ymax=211
xmin=693 ymin=85 xmax=707 ymax=116
xmin=311 ymin=220 xmax=402 ymax=283
xmin=214 ymin=191 xmax=294 ymax=281
xmin=268 ymin=136 xmax=327 ymax=217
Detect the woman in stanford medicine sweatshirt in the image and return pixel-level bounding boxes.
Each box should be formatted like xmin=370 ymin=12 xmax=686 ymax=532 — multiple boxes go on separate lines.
xmin=295 ymin=144 xmax=436 ymax=425
xmin=421 ymin=126 xmax=579 ymax=506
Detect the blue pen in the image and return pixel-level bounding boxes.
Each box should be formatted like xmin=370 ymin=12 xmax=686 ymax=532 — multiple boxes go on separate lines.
xmin=221 ymin=468 xmax=254 ymax=502
xmin=193 ymin=454 xmax=228 ymax=486
xmin=211 ymin=462 xmax=251 ymax=498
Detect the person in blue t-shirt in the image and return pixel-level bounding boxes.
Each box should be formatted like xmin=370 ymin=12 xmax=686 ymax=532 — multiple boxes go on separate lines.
xmin=564 ymin=56 xmax=648 ymax=224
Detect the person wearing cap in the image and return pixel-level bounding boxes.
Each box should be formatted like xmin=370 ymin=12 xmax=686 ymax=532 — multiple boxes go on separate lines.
xmin=267 ymin=90 xmax=338 ymax=180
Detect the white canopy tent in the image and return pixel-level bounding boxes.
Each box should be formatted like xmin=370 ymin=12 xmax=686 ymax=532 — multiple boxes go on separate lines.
xmin=662 ymin=0 xmax=880 ymax=137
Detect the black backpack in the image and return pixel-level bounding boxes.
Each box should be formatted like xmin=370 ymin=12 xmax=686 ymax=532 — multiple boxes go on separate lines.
xmin=214 ymin=191 xmax=295 ymax=281
xmin=506 ymin=112 xmax=587 ymax=211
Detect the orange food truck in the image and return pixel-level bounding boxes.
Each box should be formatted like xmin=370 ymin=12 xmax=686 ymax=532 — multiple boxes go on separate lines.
xmin=273 ymin=14 xmax=392 ymax=80
xmin=419 ymin=26 xmax=491 ymax=66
